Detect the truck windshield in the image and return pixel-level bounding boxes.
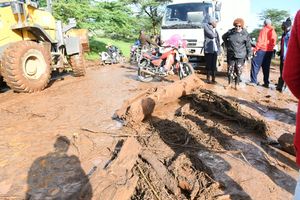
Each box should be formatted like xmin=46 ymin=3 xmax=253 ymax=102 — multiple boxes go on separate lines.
xmin=162 ymin=3 xmax=212 ymax=29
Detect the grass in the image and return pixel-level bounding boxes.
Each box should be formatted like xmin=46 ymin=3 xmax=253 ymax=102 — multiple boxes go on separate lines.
xmin=86 ymin=36 xmax=133 ymax=60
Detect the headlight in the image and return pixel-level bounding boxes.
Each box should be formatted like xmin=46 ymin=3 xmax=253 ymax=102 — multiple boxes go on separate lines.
xmin=182 ymin=56 xmax=189 ymax=63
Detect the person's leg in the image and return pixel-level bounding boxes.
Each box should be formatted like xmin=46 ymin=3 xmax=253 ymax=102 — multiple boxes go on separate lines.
xmin=211 ymin=52 xmax=218 ymax=83
xmin=250 ymin=50 xmax=265 ymax=84
xmin=205 ymin=53 xmax=213 ymax=82
xmin=164 ymin=54 xmax=174 ymax=72
xmin=227 ymin=58 xmax=235 ymax=85
xmin=235 ymin=58 xmax=245 ymax=87
xmin=261 ymin=51 xmax=273 ymax=86
xmin=277 ymin=58 xmax=284 ymax=91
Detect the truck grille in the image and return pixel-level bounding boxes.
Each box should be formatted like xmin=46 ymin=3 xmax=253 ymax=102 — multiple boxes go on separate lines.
xmin=186 ymin=39 xmax=197 ymax=47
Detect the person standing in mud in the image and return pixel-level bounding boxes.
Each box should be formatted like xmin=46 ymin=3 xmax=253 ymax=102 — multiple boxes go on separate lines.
xmin=222 ymin=18 xmax=251 ymax=89
xmin=203 ymin=17 xmax=221 ymax=84
xmin=248 ymin=19 xmax=277 ymax=88
xmin=276 ymin=18 xmax=292 ymax=92
xmin=283 ymin=10 xmax=300 ymax=199
xmin=26 ymin=136 xmax=92 ymax=200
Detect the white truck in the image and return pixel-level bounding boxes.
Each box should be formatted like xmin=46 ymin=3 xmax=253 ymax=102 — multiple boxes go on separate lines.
xmin=160 ymin=0 xmax=251 ymax=64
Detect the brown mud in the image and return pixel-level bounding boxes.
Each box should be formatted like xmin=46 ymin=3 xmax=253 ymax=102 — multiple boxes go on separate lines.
xmin=0 ymin=61 xmax=298 ymax=200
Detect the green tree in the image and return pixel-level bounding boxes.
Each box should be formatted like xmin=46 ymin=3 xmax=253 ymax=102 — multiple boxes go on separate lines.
xmin=259 ymin=9 xmax=290 ymax=35
xmin=120 ymin=0 xmax=171 ymax=34
xmin=47 ymin=1 xmax=138 ymax=40
xmin=249 ymin=28 xmax=260 ymax=41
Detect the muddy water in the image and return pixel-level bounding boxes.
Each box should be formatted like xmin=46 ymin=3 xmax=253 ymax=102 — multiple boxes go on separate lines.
xmin=0 ymin=64 xmax=162 ymax=198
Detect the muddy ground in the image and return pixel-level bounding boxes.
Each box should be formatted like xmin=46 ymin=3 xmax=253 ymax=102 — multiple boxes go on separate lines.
xmin=0 ymin=60 xmax=298 ymax=200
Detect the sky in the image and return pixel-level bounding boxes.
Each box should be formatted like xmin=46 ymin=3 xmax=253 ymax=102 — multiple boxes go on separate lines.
xmin=248 ymin=0 xmax=299 ymax=31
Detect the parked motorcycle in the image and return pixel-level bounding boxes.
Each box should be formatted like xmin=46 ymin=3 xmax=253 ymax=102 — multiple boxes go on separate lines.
xmin=130 ymin=45 xmax=138 ymax=63
xmin=100 ymin=45 xmax=124 ymax=64
xmin=130 ymin=45 xmax=158 ymax=66
xmin=137 ymin=46 xmax=194 ymax=82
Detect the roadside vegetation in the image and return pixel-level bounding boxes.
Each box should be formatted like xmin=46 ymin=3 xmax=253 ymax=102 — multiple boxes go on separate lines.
xmin=86 ymin=37 xmax=133 ymax=60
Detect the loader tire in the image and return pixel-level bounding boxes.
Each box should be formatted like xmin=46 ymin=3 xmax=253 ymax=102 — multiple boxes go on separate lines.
xmin=70 ymin=50 xmax=86 ymax=77
xmin=1 ymin=41 xmax=51 ymax=93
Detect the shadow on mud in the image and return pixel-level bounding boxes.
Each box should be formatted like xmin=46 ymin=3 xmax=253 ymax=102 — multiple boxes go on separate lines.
xmin=46 ymin=71 xmax=70 ymax=89
xmin=26 ymin=136 xmax=92 ymax=200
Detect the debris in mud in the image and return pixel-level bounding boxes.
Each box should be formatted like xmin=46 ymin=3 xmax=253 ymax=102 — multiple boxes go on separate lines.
xmin=121 ymin=87 xmax=296 ymax=199
xmin=114 ymin=74 xmax=203 ymax=123
xmin=132 ymin=153 xmax=222 ymax=200
xmin=188 ymin=89 xmax=269 ymax=138
xmin=278 ymin=133 xmax=296 ymax=156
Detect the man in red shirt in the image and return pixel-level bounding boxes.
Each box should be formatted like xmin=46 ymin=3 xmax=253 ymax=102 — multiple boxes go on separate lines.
xmin=249 ymin=19 xmax=277 ymax=88
xmin=283 ymin=10 xmax=300 ymax=198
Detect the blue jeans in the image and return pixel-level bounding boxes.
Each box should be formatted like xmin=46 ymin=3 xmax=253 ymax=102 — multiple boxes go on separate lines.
xmin=295 ymin=172 xmax=300 ymax=200
xmin=250 ymin=50 xmax=273 ymax=85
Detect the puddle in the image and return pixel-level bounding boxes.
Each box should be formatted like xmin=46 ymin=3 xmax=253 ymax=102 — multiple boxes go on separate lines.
xmin=262 ymin=109 xmax=296 ymax=125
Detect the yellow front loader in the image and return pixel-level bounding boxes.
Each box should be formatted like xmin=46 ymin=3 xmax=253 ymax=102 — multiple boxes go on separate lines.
xmin=0 ymin=0 xmax=87 ymax=93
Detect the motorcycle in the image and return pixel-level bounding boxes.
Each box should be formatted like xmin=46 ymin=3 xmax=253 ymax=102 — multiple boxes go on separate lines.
xmin=130 ymin=45 xmax=140 ymax=64
xmin=100 ymin=45 xmax=124 ymax=64
xmin=130 ymin=45 xmax=158 ymax=66
xmin=137 ymin=46 xmax=194 ymax=82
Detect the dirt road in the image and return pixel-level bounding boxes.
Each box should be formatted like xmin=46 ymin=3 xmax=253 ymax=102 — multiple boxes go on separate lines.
xmin=0 ymin=62 xmax=298 ymax=199
xmin=0 ymin=64 xmax=158 ymax=198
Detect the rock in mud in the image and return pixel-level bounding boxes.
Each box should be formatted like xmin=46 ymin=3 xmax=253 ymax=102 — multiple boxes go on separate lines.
xmin=278 ymin=133 xmax=296 ymax=156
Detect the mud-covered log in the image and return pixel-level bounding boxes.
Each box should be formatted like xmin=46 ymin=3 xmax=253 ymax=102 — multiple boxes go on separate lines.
xmin=82 ymin=137 xmax=142 ymax=200
xmin=140 ymin=151 xmax=181 ymax=196
xmin=114 ymin=74 xmax=203 ymax=123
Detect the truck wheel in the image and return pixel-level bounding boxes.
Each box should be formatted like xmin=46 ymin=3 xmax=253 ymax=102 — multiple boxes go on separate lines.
xmin=70 ymin=50 xmax=86 ymax=77
xmin=1 ymin=41 xmax=51 ymax=93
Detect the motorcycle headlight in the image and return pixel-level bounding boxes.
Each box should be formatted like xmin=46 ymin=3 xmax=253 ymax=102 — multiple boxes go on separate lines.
xmin=182 ymin=56 xmax=189 ymax=63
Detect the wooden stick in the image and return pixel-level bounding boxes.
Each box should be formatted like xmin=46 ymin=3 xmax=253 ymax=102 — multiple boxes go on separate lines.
xmin=80 ymin=128 xmax=150 ymax=137
xmin=137 ymin=164 xmax=161 ymax=200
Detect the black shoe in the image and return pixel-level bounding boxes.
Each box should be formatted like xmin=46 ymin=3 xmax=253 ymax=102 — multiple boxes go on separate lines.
xmin=206 ymin=75 xmax=211 ymax=83
xmin=276 ymin=87 xmax=283 ymax=92
xmin=262 ymin=83 xmax=269 ymax=88
xmin=212 ymin=76 xmax=216 ymax=84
